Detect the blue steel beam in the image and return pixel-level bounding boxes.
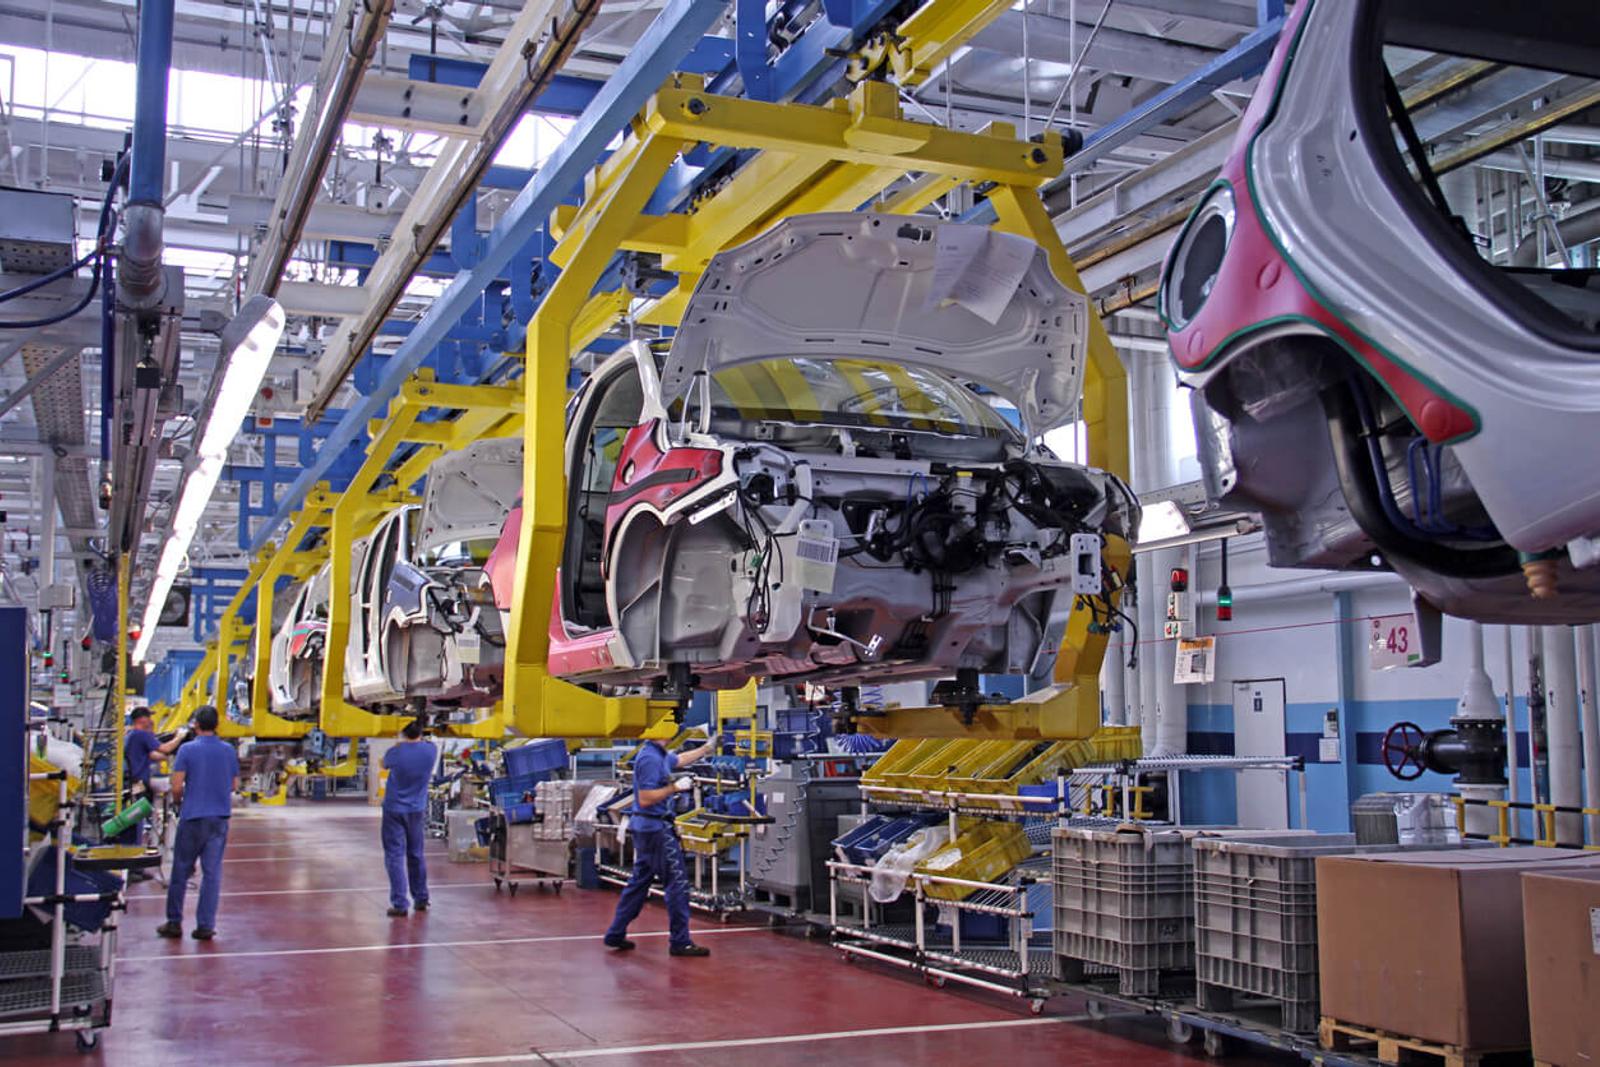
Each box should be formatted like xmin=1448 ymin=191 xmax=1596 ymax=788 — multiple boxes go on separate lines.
xmin=250 ymin=0 xmax=731 ymax=554
xmin=409 ymin=37 xmax=735 ymax=109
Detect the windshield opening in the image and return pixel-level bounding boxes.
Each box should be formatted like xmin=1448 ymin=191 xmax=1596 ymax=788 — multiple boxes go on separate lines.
xmin=669 ymin=357 xmax=1018 ymax=440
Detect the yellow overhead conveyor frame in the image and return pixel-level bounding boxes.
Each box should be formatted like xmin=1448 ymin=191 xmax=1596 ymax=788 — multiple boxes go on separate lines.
xmin=504 ymin=76 xmax=1131 ymax=741
xmin=316 ymin=372 xmax=523 ymax=740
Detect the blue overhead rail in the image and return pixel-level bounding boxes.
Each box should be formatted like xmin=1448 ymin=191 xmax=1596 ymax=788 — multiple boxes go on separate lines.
xmin=249 ymin=0 xmax=729 ymax=554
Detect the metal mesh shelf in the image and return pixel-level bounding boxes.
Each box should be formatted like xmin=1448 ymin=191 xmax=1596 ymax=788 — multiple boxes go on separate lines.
xmin=0 ymin=972 xmax=107 ymax=1019
xmin=0 ymin=947 xmax=101 ymax=981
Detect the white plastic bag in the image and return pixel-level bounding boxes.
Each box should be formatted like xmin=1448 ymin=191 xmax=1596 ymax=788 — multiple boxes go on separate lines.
xmin=40 ymin=735 xmax=83 ymax=780
xmin=869 ymin=824 xmax=952 ymax=903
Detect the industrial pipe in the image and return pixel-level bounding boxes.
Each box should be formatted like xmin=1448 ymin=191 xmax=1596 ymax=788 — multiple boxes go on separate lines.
xmin=1101 ymin=624 xmax=1125 ymax=725
xmin=1543 ymin=624 xmax=1583 ymax=845
xmin=120 ymin=0 xmax=175 ymax=308
xmin=1196 ymin=569 xmax=1403 ymax=606
xmin=1511 ymin=200 xmax=1600 ymax=267
xmin=1578 ymin=624 xmax=1600 ymax=845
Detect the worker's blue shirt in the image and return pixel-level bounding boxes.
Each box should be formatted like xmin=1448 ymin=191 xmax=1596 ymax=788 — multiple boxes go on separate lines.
xmin=382 ymin=741 xmax=438 ymax=814
xmin=173 ymin=736 xmax=240 ymax=821
xmin=125 ymin=728 xmax=159 ymax=788
xmin=628 ymin=740 xmax=680 ymax=829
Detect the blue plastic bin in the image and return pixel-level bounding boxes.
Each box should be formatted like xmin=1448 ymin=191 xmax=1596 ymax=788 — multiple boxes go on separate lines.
xmin=502 ymin=738 xmax=567 ymax=778
xmin=832 ymin=813 xmax=940 ymax=865
xmin=502 ymin=801 xmax=536 ymax=824
xmin=489 ymin=772 xmax=544 ymax=807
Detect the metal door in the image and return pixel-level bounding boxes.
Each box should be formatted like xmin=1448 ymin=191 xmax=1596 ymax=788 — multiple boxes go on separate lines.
xmin=1233 ymin=679 xmax=1288 ymax=828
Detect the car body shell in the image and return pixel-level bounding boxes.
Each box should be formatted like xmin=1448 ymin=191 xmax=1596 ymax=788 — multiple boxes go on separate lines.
xmin=1160 ymin=0 xmax=1600 ymax=622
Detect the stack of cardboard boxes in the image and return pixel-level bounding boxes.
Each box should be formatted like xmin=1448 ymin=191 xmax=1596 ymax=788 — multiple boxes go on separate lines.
xmin=1315 ymin=847 xmax=1600 ymax=1063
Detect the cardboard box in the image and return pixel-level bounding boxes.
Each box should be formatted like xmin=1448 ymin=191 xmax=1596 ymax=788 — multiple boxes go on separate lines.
xmin=1522 ymin=868 xmax=1600 ymax=1067
xmin=1316 ymin=847 xmax=1600 ymax=1049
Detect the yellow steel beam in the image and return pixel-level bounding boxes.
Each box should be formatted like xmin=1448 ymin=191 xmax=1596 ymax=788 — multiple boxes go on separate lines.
xmin=987 ymin=183 xmax=1130 ymax=482
xmin=307 ymin=370 xmax=526 ymax=738
xmin=248 ymin=487 xmax=335 ymax=739
xmin=506 ymin=82 xmax=1126 ymax=741
xmin=884 ymin=0 xmax=1013 ymax=87
xmin=642 ymin=80 xmax=1059 ymax=184
xmin=875 ymin=173 xmax=961 ymax=215
xmin=506 ymin=130 xmax=686 ymax=738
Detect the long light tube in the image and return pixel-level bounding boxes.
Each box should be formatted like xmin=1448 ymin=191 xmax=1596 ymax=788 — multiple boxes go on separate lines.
xmin=133 ymin=297 xmax=284 ymax=663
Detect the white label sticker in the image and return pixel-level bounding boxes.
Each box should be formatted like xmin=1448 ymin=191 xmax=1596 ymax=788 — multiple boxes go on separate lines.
xmin=1369 ymin=613 xmax=1422 ymax=670
xmin=770 ymin=791 xmax=786 ymax=805
xmin=1319 ymin=737 xmax=1341 ymax=763
xmin=794 ymin=519 xmax=839 ymax=593
xmin=1591 ymin=907 xmax=1599 ymax=955
xmin=456 ymin=629 xmax=482 ymax=665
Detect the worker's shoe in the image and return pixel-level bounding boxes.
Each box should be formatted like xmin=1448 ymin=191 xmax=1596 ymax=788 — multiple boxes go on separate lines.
xmin=602 ymin=936 xmax=635 ymax=951
xmin=155 ymin=922 xmax=182 ymax=939
xmin=669 ymin=943 xmax=710 ymax=958
xmin=191 ymin=928 xmax=215 ymax=941
xmin=413 ymin=900 xmax=429 ymax=912
xmin=387 ymin=906 xmax=408 ymax=917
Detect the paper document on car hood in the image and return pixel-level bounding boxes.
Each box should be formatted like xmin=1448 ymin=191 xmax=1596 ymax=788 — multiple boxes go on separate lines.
xmin=926 ymin=225 xmax=1034 ymax=325
xmin=663 ymin=212 xmax=1088 ymax=434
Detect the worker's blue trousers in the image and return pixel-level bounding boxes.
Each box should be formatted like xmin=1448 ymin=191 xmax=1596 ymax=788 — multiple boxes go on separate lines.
xmin=605 ymin=825 xmax=692 ymax=948
xmin=167 ymin=816 xmax=229 ymax=930
xmin=381 ymin=809 xmax=430 ymax=911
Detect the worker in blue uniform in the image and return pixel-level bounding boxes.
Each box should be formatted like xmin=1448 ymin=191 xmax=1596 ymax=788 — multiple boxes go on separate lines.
xmin=157 ymin=705 xmax=240 ymax=941
xmin=124 ymin=706 xmax=182 ymax=796
xmin=381 ymin=719 xmax=439 ymax=917
xmin=119 ymin=707 xmax=183 ymax=878
xmin=603 ymin=733 xmax=718 ymax=956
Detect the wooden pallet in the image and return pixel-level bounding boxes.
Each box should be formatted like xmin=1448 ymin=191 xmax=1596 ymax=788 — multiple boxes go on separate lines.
xmin=1318 ymin=1017 xmax=1528 ymax=1067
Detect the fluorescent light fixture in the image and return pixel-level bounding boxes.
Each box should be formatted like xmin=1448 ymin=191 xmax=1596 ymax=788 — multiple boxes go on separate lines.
xmin=133 ymin=296 xmax=285 ymax=664
xmin=1136 ymin=499 xmax=1191 ymax=545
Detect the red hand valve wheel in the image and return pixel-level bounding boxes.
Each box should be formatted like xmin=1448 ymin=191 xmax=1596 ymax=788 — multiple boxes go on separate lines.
xmin=1381 ymin=721 xmax=1429 ymax=781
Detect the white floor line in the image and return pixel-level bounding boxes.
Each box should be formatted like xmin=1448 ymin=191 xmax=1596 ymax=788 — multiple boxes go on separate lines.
xmin=119 ymin=925 xmax=763 ymax=963
xmin=220 ymin=852 xmax=449 ymax=864
xmin=124 ymin=881 xmax=492 ymax=902
xmin=325 ymin=1015 xmax=1092 ymax=1067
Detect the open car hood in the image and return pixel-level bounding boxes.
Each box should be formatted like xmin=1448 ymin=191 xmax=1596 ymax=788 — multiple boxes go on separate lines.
xmin=662 ymin=213 xmax=1089 ymax=435
xmin=417 ymin=437 xmax=524 ymax=557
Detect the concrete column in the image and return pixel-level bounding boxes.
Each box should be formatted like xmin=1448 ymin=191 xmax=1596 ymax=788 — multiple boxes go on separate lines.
xmin=1542 ymin=625 xmax=1583 ymax=845
xmin=1577 ymin=624 xmax=1600 ymax=846
xmin=1101 ymin=625 xmax=1125 ymax=725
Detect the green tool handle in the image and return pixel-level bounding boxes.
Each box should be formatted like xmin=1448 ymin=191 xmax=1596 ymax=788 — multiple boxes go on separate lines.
xmin=100 ymin=796 xmax=153 ymax=837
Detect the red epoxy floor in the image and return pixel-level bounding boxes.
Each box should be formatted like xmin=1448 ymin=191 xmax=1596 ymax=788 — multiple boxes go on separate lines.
xmin=10 ymin=800 xmax=1300 ymax=1066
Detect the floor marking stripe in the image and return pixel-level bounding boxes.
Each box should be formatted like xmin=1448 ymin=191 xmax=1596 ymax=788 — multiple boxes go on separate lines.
xmin=324 ymin=1015 xmax=1092 ymax=1067
xmin=220 ymin=852 xmax=449 ymax=864
xmin=124 ymin=882 xmax=492 ymax=902
xmin=119 ymin=925 xmax=763 ymax=963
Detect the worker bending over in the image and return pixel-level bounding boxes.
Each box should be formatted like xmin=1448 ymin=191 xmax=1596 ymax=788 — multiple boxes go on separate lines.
xmin=603 ymin=733 xmax=718 ymax=957
xmin=157 ymin=706 xmax=239 ymax=941
xmin=382 ymin=720 xmax=438 ymax=917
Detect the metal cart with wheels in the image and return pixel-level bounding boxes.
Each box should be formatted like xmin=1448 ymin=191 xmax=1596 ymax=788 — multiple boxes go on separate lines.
xmin=486 ymin=810 xmax=567 ymax=895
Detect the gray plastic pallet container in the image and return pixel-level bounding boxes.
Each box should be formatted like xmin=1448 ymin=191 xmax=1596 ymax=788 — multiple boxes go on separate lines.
xmin=1191 ymin=833 xmax=1360 ymax=1033
xmin=1051 ymin=827 xmax=1199 ymax=996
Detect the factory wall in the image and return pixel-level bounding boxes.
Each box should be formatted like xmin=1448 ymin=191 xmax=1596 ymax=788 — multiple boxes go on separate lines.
xmin=1165 ymin=537 xmax=1545 ymax=831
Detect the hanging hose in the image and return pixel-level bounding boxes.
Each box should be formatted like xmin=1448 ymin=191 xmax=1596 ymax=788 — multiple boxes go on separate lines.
xmin=1320 ymin=383 xmax=1518 ymax=579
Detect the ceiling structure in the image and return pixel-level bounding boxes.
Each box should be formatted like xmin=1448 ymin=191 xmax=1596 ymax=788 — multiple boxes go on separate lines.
xmin=1 ymin=0 xmax=1596 ymax=686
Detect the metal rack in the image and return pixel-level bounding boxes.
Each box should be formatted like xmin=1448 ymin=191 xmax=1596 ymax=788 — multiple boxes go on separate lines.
xmin=827 ymin=857 xmax=1051 ymax=1011
xmin=1 ymin=767 xmax=125 ymax=1053
xmin=1067 ymin=755 xmax=1310 ymax=828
